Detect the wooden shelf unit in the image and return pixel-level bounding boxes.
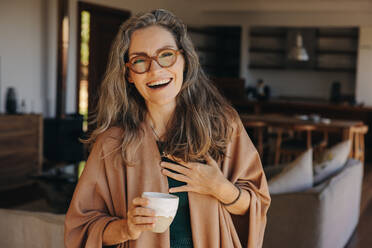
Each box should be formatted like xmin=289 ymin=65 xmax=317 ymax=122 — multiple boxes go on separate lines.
xmin=249 ymin=27 xmax=358 ymax=72
xmin=189 ymin=26 xmax=241 ymax=77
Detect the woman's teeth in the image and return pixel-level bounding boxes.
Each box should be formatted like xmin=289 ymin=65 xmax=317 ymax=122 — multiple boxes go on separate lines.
xmin=147 ymin=79 xmax=172 ymax=88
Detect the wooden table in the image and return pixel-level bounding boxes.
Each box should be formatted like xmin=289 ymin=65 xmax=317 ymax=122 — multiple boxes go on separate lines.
xmin=240 ymin=114 xmax=365 ymax=160
xmin=241 ymin=113 xmax=363 ymax=140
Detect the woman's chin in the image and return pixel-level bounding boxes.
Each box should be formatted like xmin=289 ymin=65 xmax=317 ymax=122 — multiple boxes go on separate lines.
xmin=146 ymin=96 xmax=177 ymax=109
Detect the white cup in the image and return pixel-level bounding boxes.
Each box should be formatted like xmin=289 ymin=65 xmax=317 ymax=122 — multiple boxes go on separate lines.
xmin=141 ymin=192 xmax=179 ymax=233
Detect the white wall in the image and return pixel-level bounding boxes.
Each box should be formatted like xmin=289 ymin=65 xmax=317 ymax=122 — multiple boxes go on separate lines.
xmin=356 ymin=27 xmax=372 ymax=106
xmin=247 ymin=69 xmax=355 ymax=99
xmin=239 ymin=26 xmax=250 ymax=80
xmin=45 ymin=0 xmax=58 ymax=117
xmin=0 ymin=0 xmax=45 ymax=114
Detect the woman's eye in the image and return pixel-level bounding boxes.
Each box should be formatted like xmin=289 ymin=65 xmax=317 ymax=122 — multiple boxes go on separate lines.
xmin=133 ymin=59 xmax=145 ymax=65
xmin=159 ymin=52 xmax=173 ymax=58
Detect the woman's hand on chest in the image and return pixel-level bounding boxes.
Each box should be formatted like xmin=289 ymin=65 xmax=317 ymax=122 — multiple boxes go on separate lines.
xmin=160 ymin=155 xmax=230 ymax=198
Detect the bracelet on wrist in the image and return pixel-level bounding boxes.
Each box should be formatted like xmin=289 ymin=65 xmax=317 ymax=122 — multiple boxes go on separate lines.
xmin=222 ymin=184 xmax=241 ymax=207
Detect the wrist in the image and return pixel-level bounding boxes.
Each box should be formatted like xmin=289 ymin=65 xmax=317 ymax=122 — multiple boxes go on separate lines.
xmin=103 ymin=218 xmax=131 ymax=245
xmin=210 ymin=176 xmax=228 ymax=200
xmin=222 ymin=184 xmax=241 ymax=206
xmin=215 ymin=179 xmax=239 ymax=204
xmin=120 ymin=219 xmax=132 ymax=240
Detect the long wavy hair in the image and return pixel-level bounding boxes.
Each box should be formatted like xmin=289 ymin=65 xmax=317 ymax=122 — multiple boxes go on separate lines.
xmin=86 ymin=9 xmax=238 ymax=166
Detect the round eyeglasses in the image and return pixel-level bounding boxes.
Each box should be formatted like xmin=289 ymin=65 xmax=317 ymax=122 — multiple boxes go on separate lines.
xmin=125 ymin=48 xmax=183 ymax=74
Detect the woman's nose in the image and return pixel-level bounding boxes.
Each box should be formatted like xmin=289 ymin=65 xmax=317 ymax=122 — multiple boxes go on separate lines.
xmin=148 ymin=58 xmax=162 ymax=72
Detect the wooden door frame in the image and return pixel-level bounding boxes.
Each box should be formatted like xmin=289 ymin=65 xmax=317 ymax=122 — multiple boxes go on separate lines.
xmin=56 ymin=0 xmax=68 ymax=118
xmin=75 ymin=1 xmax=131 ymax=114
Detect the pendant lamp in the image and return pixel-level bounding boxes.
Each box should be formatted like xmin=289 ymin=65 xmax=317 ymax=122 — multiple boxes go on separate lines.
xmin=288 ymin=32 xmax=309 ymax=61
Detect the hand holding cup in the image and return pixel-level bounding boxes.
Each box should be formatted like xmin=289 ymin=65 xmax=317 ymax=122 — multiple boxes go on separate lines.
xmin=126 ymin=197 xmax=157 ymax=240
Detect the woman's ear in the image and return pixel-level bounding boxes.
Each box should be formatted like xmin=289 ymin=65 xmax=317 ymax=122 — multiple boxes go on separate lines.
xmin=126 ymin=70 xmax=134 ymax=83
xmin=127 ymin=76 xmax=134 ymax=83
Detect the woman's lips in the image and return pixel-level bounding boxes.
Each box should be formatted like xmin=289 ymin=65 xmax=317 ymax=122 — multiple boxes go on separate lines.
xmin=147 ymin=78 xmax=172 ymax=89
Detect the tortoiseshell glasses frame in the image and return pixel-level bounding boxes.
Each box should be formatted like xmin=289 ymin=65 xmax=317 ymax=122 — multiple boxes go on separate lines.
xmin=125 ymin=48 xmax=183 ymax=74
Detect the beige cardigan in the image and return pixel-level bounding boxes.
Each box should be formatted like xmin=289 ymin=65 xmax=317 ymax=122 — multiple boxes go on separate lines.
xmin=64 ymin=119 xmax=270 ymax=248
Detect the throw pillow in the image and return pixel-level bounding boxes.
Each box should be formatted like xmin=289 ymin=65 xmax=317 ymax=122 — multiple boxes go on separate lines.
xmin=313 ymin=140 xmax=351 ymax=184
xmin=268 ymin=149 xmax=313 ymax=194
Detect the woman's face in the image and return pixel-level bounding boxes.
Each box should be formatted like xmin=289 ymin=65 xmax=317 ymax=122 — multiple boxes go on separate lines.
xmin=127 ymin=25 xmax=185 ymax=109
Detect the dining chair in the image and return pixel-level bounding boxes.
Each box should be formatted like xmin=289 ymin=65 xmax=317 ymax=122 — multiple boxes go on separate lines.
xmin=274 ymin=124 xmax=328 ymax=164
xmin=243 ymin=120 xmax=266 ymax=159
xmin=351 ymin=125 xmax=368 ymax=163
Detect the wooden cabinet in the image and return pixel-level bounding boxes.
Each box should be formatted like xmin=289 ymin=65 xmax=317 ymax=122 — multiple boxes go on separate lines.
xmin=0 ymin=114 xmax=43 ymax=190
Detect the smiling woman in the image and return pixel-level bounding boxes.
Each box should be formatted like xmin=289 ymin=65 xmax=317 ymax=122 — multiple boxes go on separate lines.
xmin=64 ymin=9 xmax=270 ymax=248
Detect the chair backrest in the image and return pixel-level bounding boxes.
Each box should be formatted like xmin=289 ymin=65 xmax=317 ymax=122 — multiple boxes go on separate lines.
xmin=243 ymin=120 xmax=266 ymax=128
xmin=292 ymin=124 xmax=316 ymax=149
xmin=352 ymin=125 xmax=368 ymax=134
xmin=351 ymin=125 xmax=368 ymax=162
xmin=291 ymin=124 xmax=316 ymax=132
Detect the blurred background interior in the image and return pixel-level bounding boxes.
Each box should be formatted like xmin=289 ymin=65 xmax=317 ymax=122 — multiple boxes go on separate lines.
xmin=1 ymin=0 xmax=372 ymax=247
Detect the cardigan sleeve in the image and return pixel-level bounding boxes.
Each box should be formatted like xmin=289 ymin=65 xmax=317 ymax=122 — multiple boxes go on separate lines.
xmin=64 ymin=133 xmax=125 ymax=248
xmin=224 ymin=118 xmax=271 ymax=248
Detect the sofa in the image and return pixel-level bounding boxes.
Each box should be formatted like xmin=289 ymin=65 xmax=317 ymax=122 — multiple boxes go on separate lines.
xmin=0 ymin=208 xmax=65 ymax=248
xmin=263 ymin=159 xmax=363 ymax=248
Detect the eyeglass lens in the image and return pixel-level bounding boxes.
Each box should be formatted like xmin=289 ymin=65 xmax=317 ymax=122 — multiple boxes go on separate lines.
xmin=130 ymin=49 xmax=177 ymax=73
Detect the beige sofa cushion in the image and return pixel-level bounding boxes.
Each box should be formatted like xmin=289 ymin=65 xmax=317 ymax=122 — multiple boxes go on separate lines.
xmin=0 ymin=209 xmax=65 ymax=248
xmin=268 ymin=149 xmax=313 ymax=194
xmin=313 ymin=140 xmax=351 ymax=184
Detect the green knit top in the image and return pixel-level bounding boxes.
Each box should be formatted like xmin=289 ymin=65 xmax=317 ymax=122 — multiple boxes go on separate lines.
xmin=157 ymin=142 xmax=194 ymax=248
